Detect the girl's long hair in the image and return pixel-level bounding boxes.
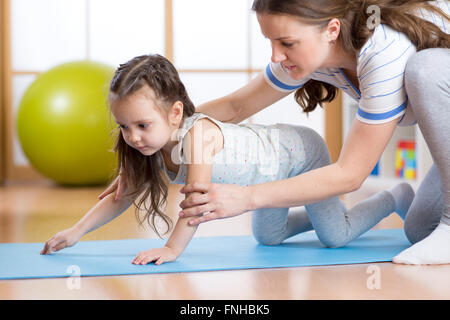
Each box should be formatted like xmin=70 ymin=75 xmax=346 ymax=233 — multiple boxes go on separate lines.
xmin=109 ymin=54 xmax=195 ymax=237
xmin=252 ymin=0 xmax=450 ymax=113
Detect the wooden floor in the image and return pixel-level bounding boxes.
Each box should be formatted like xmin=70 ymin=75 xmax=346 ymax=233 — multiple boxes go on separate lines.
xmin=1 ymin=180 xmax=449 ymax=300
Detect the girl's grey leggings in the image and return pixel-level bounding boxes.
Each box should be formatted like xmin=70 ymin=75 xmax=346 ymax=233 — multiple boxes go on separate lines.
xmin=252 ymin=125 xmax=397 ymax=248
xmin=252 ymin=48 xmax=450 ymax=247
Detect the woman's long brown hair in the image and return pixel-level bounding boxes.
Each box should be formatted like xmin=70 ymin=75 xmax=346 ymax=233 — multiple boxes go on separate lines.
xmin=252 ymin=0 xmax=450 ymax=113
xmin=109 ymin=54 xmax=195 ymax=237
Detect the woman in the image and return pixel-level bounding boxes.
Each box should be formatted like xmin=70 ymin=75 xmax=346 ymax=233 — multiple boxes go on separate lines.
xmin=102 ymin=0 xmax=450 ymax=265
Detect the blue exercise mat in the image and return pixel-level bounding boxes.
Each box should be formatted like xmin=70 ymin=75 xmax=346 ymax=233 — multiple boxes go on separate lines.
xmin=0 ymin=229 xmax=410 ymax=280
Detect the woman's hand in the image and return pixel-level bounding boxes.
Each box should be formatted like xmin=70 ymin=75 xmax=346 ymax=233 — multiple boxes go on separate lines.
xmin=178 ymin=182 xmax=253 ymax=226
xmin=98 ymin=170 xmax=127 ymax=201
xmin=40 ymin=227 xmax=83 ymax=255
xmin=132 ymin=246 xmax=179 ymax=265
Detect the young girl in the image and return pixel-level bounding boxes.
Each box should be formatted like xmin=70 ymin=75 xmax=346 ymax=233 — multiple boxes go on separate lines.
xmin=41 ymin=54 xmax=413 ymax=265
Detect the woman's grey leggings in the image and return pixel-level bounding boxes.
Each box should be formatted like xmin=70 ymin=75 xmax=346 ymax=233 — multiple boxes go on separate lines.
xmin=402 ymin=48 xmax=450 ymax=244
xmin=251 ymin=126 xmax=397 ymax=248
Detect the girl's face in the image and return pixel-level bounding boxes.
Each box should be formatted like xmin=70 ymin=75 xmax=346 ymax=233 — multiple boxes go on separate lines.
xmin=257 ymin=13 xmax=338 ymax=79
xmin=110 ymin=86 xmax=178 ymax=156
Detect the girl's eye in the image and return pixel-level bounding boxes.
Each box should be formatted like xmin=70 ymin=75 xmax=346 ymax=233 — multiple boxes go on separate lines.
xmin=117 ymin=123 xmax=149 ymax=129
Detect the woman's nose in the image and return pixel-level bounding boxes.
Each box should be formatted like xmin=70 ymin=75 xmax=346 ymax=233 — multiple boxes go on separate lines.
xmin=271 ymin=43 xmax=286 ymax=63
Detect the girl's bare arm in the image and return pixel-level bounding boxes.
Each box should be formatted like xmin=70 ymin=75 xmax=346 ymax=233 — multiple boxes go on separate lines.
xmin=73 ymin=193 xmax=135 ymax=236
xmin=41 ymin=192 xmax=135 ymax=254
xmin=132 ymin=118 xmax=223 ymax=264
xmin=165 ymin=118 xmax=223 ymax=254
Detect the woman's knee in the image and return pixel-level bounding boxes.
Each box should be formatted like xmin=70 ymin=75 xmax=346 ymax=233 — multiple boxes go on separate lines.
xmin=404 ymin=209 xmax=435 ymax=244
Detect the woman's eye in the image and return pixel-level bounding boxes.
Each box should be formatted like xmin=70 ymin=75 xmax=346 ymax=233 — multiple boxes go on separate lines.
xmin=281 ymin=42 xmax=294 ymax=47
xmin=139 ymin=123 xmax=149 ymax=129
xmin=119 ymin=124 xmax=127 ymax=129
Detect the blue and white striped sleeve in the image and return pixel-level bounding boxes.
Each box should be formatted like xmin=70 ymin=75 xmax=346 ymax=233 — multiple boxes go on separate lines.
xmin=263 ymin=62 xmax=310 ymax=92
xmin=357 ymin=33 xmax=417 ymax=125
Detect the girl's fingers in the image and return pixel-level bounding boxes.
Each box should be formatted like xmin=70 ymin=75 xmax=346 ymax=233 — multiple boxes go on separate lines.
xmin=41 ymin=239 xmax=52 ymax=254
xmin=138 ymin=256 xmax=154 ymax=265
xmin=140 ymin=256 xmax=152 ymax=265
xmin=40 ymin=242 xmax=50 ymax=255
xmin=132 ymin=252 xmax=165 ymax=265
xmin=155 ymin=257 xmax=164 ymax=265
xmin=52 ymin=241 xmax=66 ymax=252
xmin=133 ymin=253 xmax=148 ymax=265
xmin=137 ymin=255 xmax=146 ymax=265
xmin=48 ymin=239 xmax=63 ymax=252
xmin=132 ymin=254 xmax=142 ymax=264
xmin=44 ymin=239 xmax=57 ymax=254
xmin=41 ymin=237 xmax=62 ymax=254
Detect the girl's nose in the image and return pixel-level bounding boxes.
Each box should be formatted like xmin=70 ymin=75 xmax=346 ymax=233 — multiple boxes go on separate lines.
xmin=130 ymin=131 xmax=141 ymax=143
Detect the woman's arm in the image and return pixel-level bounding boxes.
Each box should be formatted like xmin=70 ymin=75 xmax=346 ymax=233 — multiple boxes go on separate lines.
xmin=179 ymin=118 xmax=399 ymax=224
xmin=250 ymin=118 xmax=398 ymax=209
xmin=196 ymin=73 xmax=290 ymax=124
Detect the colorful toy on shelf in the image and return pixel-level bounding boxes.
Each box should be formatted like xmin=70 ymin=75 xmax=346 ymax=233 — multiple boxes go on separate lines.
xmin=395 ymin=140 xmax=416 ymax=180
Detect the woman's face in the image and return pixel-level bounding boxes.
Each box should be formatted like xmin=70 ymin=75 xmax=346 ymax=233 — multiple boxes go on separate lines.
xmin=257 ymin=13 xmax=337 ymax=80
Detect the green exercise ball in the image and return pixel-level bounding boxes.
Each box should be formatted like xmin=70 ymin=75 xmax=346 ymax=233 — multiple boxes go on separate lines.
xmin=16 ymin=61 xmax=117 ymax=186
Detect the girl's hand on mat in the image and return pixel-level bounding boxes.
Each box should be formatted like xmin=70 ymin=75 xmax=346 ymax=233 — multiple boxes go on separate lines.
xmin=40 ymin=227 xmax=83 ymax=255
xmin=98 ymin=170 xmax=127 ymax=201
xmin=178 ymin=183 xmax=252 ymax=225
xmin=132 ymin=246 xmax=178 ymax=265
